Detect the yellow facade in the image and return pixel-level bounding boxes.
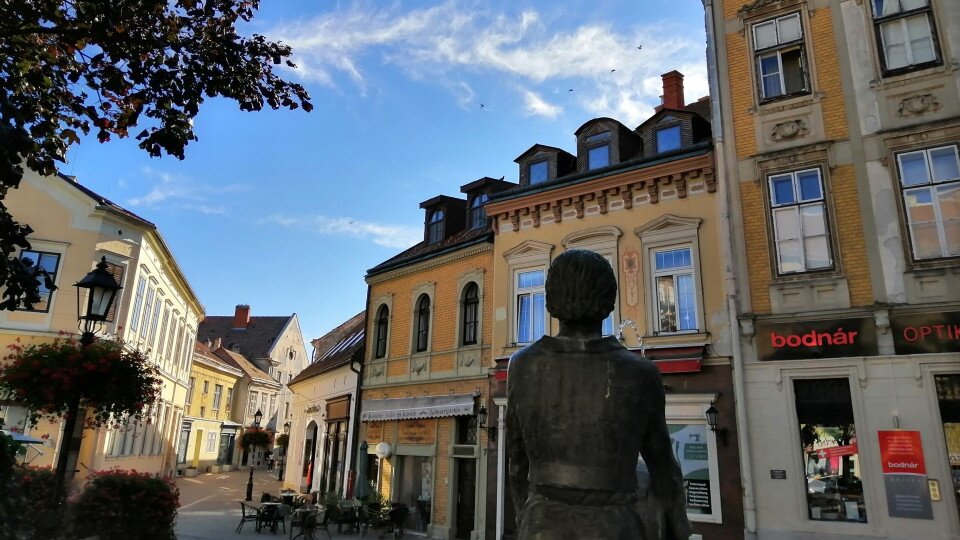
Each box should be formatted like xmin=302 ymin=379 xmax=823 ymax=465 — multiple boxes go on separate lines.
xmin=181 ymin=350 xmax=243 ymax=472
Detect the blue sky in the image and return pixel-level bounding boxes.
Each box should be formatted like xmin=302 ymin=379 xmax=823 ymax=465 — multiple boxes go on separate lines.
xmin=58 ymin=0 xmax=708 ymax=350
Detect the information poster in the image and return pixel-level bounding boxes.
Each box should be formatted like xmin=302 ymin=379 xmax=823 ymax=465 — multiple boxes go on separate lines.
xmin=878 ymin=430 xmax=933 ymax=519
xmin=668 ymin=423 xmax=712 ymax=515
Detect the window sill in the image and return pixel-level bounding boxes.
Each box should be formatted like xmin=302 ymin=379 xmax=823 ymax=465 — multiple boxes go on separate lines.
xmin=903 ymin=256 xmax=960 ymax=273
xmin=753 ymin=92 xmax=819 ymax=115
xmin=642 ymin=332 xmax=709 ymax=346
xmin=871 ymin=62 xmax=953 ymax=90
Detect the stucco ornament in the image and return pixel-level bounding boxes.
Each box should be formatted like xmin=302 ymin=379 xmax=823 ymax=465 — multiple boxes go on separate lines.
xmin=897 ymin=93 xmax=939 ymax=117
xmin=507 ymin=250 xmax=691 ymax=539
xmin=771 ymin=118 xmax=808 ymax=141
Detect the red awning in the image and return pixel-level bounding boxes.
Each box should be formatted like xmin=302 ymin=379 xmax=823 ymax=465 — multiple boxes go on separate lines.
xmin=636 ymin=345 xmax=705 ymax=373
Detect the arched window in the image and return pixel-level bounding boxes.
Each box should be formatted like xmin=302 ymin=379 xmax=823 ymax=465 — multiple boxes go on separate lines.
xmin=415 ymin=294 xmax=431 ymax=352
xmin=427 ymin=210 xmax=445 ymax=244
xmin=374 ymin=305 xmax=389 ymax=358
xmin=469 ymin=194 xmax=489 ymax=229
xmin=461 ymin=283 xmax=479 ymax=345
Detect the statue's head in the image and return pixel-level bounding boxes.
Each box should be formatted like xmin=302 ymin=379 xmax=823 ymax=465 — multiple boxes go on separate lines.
xmin=545 ymin=249 xmax=617 ymax=324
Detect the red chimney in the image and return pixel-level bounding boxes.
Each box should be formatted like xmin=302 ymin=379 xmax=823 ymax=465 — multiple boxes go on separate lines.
xmin=233 ymin=304 xmax=251 ymax=329
xmin=661 ymin=70 xmax=685 ymax=110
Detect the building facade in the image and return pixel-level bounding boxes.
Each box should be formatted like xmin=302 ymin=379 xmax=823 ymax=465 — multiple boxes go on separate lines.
xmin=284 ymin=311 xmax=364 ymax=496
xmin=180 ymin=341 xmax=244 ymax=474
xmin=484 ymin=72 xmax=743 ymax=540
xmin=0 ymin=173 xmax=203 ymax=484
xmin=359 ymin=177 xmax=513 ymax=540
xmin=705 ymin=0 xmax=960 ymax=537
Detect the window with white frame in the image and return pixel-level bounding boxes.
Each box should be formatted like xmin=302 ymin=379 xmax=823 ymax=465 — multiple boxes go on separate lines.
xmin=226 ymin=387 xmax=233 ymax=409
xmin=248 ymin=391 xmax=258 ymax=415
xmin=206 ymin=431 xmax=218 ymax=453
xmin=896 ymin=145 xmax=960 ymax=260
xmin=652 ymin=247 xmax=699 ymax=333
xmin=753 ymin=13 xmax=808 ymax=100
xmin=141 ymin=285 xmax=155 ymax=339
xmin=16 ymin=250 xmax=61 ymax=312
xmin=213 ymin=384 xmax=223 ymax=410
xmin=769 ymin=168 xmax=833 ymax=274
xmin=129 ymin=276 xmax=146 ymax=332
xmin=561 ymin=227 xmax=622 ymax=337
xmin=515 ymin=269 xmax=546 ymax=344
xmin=186 ymin=377 xmax=195 ymax=406
xmin=872 ymin=0 xmax=939 ymax=74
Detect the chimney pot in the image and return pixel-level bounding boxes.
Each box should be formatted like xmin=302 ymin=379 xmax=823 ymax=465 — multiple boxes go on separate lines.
xmin=213 ymin=337 xmax=222 ymax=349
xmin=234 ymin=304 xmax=251 ymax=329
xmin=661 ymin=70 xmax=685 ymax=110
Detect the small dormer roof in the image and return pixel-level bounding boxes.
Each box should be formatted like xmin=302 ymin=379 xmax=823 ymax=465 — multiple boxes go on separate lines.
xmin=514 ymin=144 xmax=571 ymax=163
xmin=574 ymin=117 xmax=626 ymax=136
xmin=460 ymin=176 xmax=516 ymax=194
xmin=419 ymin=195 xmax=463 ymax=209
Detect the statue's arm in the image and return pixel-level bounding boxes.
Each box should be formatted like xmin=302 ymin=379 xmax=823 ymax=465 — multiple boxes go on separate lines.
xmin=506 ymin=373 xmax=529 ymax=521
xmin=639 ymin=369 xmax=693 ymax=539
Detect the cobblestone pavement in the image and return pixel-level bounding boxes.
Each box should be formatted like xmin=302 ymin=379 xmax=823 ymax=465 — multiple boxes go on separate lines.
xmin=174 ymin=467 xmax=376 ymax=540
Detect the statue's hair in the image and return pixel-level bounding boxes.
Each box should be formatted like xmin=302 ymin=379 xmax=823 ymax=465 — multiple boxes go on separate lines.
xmin=545 ymin=249 xmax=617 ymax=323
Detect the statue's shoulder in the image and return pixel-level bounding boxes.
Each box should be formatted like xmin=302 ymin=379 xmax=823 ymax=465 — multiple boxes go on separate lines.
xmin=507 ymin=341 xmax=542 ymax=371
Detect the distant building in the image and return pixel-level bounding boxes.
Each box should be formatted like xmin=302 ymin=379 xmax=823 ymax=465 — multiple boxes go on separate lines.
xmin=0 ymin=172 xmax=203 ymax=483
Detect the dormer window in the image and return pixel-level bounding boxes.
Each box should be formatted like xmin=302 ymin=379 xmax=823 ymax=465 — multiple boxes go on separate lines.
xmin=427 ymin=210 xmax=445 ymax=244
xmin=586 ymin=131 xmax=611 ymax=170
xmin=529 ymin=161 xmax=548 ymax=184
xmin=656 ymin=125 xmax=681 ymax=153
xmin=469 ymin=194 xmax=489 ymax=229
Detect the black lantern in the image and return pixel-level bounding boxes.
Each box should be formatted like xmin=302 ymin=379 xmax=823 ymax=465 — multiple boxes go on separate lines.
xmin=705 ymin=403 xmax=728 ymax=446
xmin=283 ymin=421 xmax=291 ymax=435
xmin=74 ymin=256 xmax=122 ymax=345
xmin=477 ymin=406 xmax=488 ymax=427
xmin=477 ymin=405 xmax=497 ymax=442
xmin=254 ymin=409 xmax=263 ymax=428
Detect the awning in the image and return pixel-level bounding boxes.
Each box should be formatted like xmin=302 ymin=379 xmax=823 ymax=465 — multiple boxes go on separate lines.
xmin=631 ymin=345 xmax=705 ymax=373
xmin=361 ymin=393 xmax=476 ymax=421
xmin=1 ymin=430 xmax=46 ymax=444
xmin=220 ymin=420 xmax=243 ymax=433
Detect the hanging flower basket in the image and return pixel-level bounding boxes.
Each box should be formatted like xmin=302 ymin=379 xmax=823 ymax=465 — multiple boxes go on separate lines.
xmin=275 ymin=434 xmax=289 ymax=448
xmin=238 ymin=428 xmax=271 ymax=450
xmin=0 ymin=336 xmax=162 ymax=427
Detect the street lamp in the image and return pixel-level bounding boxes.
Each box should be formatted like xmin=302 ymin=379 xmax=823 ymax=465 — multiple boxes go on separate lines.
xmin=279 ymin=421 xmax=291 ymax=482
xmin=245 ymin=409 xmax=264 ymax=501
xmin=53 ymin=257 xmax=122 ymax=504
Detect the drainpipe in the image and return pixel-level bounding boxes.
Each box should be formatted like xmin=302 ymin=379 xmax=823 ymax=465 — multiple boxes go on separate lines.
xmin=702 ymin=0 xmax=758 ymax=536
xmin=348 ymin=284 xmax=372 ymax=496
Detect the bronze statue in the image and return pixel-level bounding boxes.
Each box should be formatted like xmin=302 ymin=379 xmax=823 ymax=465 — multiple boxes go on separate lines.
xmin=507 ymin=249 xmax=692 ymax=539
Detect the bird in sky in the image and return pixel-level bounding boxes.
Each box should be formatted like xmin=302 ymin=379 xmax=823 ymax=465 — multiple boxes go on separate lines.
xmin=637 ymin=45 xmax=643 ymax=50
xmin=610 ymin=69 xmax=616 ymax=73
xmin=480 ymin=104 xmax=485 ymax=109
xmin=568 ymin=88 xmax=574 ymax=92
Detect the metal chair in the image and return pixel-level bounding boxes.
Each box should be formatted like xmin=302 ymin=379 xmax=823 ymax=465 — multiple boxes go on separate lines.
xmin=237 ymin=501 xmax=262 ymax=533
xmin=387 ymin=504 xmax=409 ymax=538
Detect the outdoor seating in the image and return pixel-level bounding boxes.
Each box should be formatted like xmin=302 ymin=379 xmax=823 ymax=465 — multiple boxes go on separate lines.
xmin=415 ymin=499 xmax=430 ymax=531
xmin=290 ymin=505 xmax=330 ymax=540
xmin=257 ymin=502 xmax=282 ymax=533
xmin=358 ymin=504 xmax=389 ymax=538
xmin=237 ymin=501 xmax=262 ymax=533
xmin=386 ymin=504 xmax=409 ymax=538
xmin=334 ymin=500 xmax=359 ymax=534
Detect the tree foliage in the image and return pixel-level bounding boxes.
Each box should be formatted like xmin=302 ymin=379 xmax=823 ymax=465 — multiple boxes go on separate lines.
xmin=0 ymin=0 xmax=312 ymax=309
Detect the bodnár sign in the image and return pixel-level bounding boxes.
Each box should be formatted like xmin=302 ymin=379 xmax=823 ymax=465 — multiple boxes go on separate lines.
xmin=756 ymin=318 xmax=878 ymax=361
xmin=891 ymin=311 xmax=960 ymax=355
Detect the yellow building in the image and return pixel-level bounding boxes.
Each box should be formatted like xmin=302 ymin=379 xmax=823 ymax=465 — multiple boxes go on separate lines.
xmin=0 ymin=172 xmax=203 ymax=487
xmin=705 ymin=0 xmax=960 ymax=536
xmin=483 ymin=72 xmax=741 ymax=539
xmin=180 ymin=341 xmax=244 ymax=475
xmin=359 ymin=177 xmax=514 ymax=539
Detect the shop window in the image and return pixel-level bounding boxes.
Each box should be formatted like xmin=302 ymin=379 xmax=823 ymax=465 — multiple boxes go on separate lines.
xmin=752 ymin=13 xmax=809 ymax=100
xmin=795 ymin=378 xmax=867 ymax=523
xmin=896 ymin=145 xmax=960 ymax=260
xmin=769 ymin=168 xmax=833 ymax=274
xmin=935 ymin=374 xmax=960 ymax=521
xmin=872 ymin=0 xmax=940 ymax=74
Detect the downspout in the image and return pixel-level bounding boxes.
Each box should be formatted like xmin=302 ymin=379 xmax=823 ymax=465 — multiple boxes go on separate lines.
xmin=347 ymin=284 xmax=372 ymax=496
xmin=702 ymin=0 xmax=758 ymax=536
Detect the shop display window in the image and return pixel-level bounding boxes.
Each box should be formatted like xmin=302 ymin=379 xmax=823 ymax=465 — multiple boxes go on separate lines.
xmin=935 ymin=374 xmax=960 ymax=521
xmin=794 ymin=378 xmax=867 ymax=523
xmin=395 ymin=455 xmax=433 ymax=532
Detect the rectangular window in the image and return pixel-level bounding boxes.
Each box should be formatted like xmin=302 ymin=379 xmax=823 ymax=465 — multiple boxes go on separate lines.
xmin=260 ymin=394 xmax=268 ymax=416
xmin=199 ymin=406 xmax=205 ymax=417
xmin=213 ymin=384 xmax=223 ymax=410
xmin=270 ymin=395 xmax=277 ymax=416
xmin=515 ymin=269 xmax=546 ymax=344
xmin=248 ymin=391 xmax=258 ymax=415
xmin=186 ymin=377 xmax=195 ymax=406
xmin=103 ymin=262 xmax=124 ymax=322
xmin=157 ymin=307 xmax=171 ymax=363
xmin=206 ymin=431 xmax=217 ymax=453
xmin=226 ymin=387 xmax=233 ymax=409
xmin=16 ymin=250 xmax=61 ymax=312
xmin=147 ymin=294 xmax=162 ymax=345
xmin=795 ymin=378 xmax=867 ymax=523
xmin=753 ymin=13 xmax=808 ymax=100
xmin=769 ymin=168 xmax=833 ymax=273
xmin=529 ymin=161 xmax=549 ymax=184
xmin=129 ymin=276 xmax=146 ymax=333
xmin=588 ymin=145 xmax=610 ymax=170
xmin=652 ymin=247 xmax=698 ymax=333
xmin=202 ymin=380 xmax=209 ymax=394
xmin=896 ymin=145 xmax=960 ymax=260
xmin=656 ymin=125 xmax=682 ymax=153
xmin=873 ymin=0 xmax=939 ymax=73
xmin=140 ymin=286 xmax=155 ymax=339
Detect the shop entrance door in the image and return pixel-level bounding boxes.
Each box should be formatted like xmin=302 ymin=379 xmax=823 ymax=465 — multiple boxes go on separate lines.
xmin=935 ymin=374 xmax=960 ymax=525
xmin=454 ymin=458 xmax=476 ymax=539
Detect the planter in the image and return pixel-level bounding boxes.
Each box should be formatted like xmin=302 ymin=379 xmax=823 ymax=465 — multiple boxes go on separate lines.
xmin=184 ymin=468 xmax=199 ymax=478
xmin=222 ymin=465 xmax=234 ymax=472
xmin=208 ymin=465 xmax=221 ymax=473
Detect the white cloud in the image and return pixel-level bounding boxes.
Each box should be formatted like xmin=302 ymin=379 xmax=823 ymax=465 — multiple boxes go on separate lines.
xmin=261 ymin=214 xmax=421 ymax=249
xmin=521 ymin=90 xmax=561 ymax=118
xmin=126 ymin=167 xmax=246 ymax=216
xmin=268 ymin=2 xmax=707 ymax=125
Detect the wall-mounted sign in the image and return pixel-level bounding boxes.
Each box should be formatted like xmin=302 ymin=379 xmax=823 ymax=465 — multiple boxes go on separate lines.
xmin=878 ymin=430 xmax=933 ymax=519
xmin=398 ymin=418 xmax=437 ymax=445
xmin=755 ymin=318 xmax=878 ymax=361
xmin=364 ymin=422 xmax=383 ymax=443
xmin=891 ymin=311 xmax=960 ymax=355
xmin=305 ymin=405 xmax=322 ymax=415
xmin=770 ymin=469 xmax=787 ymax=480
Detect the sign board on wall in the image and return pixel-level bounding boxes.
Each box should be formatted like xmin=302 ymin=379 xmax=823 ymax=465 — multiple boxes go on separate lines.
xmin=755 ymin=318 xmax=878 ymax=361
xmin=398 ymin=419 xmax=437 ymax=445
xmin=878 ymin=430 xmax=933 ymax=519
xmin=669 ymin=424 xmax=712 ymax=515
xmin=364 ymin=422 xmax=383 ymax=443
xmin=891 ymin=311 xmax=960 ymax=355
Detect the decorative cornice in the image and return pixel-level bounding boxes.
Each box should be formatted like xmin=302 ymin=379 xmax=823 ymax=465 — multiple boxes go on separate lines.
xmin=561 ymin=225 xmax=623 ymax=248
xmin=365 ymin=243 xmax=492 ymax=285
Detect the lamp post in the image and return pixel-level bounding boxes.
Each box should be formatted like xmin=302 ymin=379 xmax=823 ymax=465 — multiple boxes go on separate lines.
xmin=278 ymin=421 xmax=291 ymax=482
xmin=245 ymin=409 xmax=263 ymax=501
xmin=53 ymin=257 xmax=122 ymax=504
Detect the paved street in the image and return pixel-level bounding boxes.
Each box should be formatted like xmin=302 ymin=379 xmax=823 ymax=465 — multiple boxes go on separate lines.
xmin=174 ymin=467 xmax=362 ymax=540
